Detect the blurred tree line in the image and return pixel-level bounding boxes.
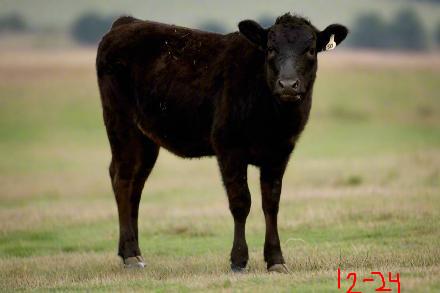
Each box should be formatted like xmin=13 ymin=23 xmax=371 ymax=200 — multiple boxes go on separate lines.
xmin=70 ymin=13 xmax=118 ymax=44
xmin=67 ymin=8 xmax=440 ymax=50
xmin=409 ymin=0 xmax=440 ymax=3
xmin=67 ymin=14 xmax=280 ymax=44
xmin=1 ymin=7 xmax=440 ymax=50
xmin=0 ymin=14 xmax=27 ymax=32
xmin=437 ymin=22 xmax=440 ymax=44
xmin=350 ymin=8 xmax=430 ymax=51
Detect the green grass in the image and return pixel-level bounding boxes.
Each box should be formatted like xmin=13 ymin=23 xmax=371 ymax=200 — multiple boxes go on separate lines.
xmin=0 ymin=50 xmax=439 ymax=292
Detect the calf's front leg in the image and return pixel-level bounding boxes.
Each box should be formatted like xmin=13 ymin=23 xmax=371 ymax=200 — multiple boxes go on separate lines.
xmin=217 ymin=152 xmax=251 ymax=272
xmin=260 ymin=163 xmax=289 ymax=273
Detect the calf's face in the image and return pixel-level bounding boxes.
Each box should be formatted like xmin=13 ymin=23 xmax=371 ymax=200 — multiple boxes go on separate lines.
xmin=238 ymin=16 xmax=348 ymax=102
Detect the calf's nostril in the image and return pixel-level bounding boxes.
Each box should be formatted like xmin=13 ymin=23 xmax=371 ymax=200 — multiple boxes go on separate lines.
xmin=292 ymin=79 xmax=300 ymax=90
xmin=278 ymin=80 xmax=285 ymax=88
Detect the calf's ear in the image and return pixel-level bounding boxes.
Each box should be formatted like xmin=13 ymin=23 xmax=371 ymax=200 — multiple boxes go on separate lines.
xmin=238 ymin=20 xmax=267 ymax=50
xmin=317 ymin=24 xmax=348 ymax=52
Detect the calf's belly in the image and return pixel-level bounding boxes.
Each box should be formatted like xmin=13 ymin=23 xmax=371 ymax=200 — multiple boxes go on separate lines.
xmin=136 ymin=117 xmax=215 ymax=158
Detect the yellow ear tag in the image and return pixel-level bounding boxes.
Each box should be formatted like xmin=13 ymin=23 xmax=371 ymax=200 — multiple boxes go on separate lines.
xmin=326 ymin=34 xmax=336 ymax=51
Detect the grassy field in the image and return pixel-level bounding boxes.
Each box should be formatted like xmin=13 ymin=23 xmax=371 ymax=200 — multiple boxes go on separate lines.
xmin=0 ymin=49 xmax=439 ymax=292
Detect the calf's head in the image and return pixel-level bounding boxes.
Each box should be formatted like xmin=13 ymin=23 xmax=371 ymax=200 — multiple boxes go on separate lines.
xmin=239 ymin=13 xmax=348 ymax=102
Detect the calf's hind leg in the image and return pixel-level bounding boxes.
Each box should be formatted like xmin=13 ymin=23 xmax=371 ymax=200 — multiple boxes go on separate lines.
xmin=106 ymin=118 xmax=159 ymax=268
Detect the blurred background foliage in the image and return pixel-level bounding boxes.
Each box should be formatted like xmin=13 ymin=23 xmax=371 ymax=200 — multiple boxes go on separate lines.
xmin=0 ymin=0 xmax=439 ymax=50
xmin=349 ymin=9 xmax=429 ymax=50
xmin=0 ymin=13 xmax=28 ymax=33
xmin=70 ymin=13 xmax=119 ymax=45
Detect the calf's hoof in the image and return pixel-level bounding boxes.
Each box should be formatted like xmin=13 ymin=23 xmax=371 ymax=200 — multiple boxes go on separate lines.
xmin=268 ymin=263 xmax=289 ymax=274
xmin=231 ymin=263 xmax=247 ymax=273
xmin=123 ymin=256 xmax=145 ymax=269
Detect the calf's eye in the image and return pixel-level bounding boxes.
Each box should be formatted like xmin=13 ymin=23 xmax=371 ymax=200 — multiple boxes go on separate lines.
xmin=267 ymin=47 xmax=277 ymax=58
xmin=307 ymin=47 xmax=316 ymax=57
